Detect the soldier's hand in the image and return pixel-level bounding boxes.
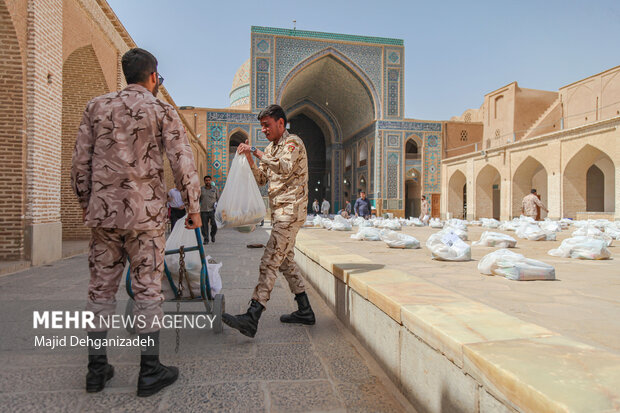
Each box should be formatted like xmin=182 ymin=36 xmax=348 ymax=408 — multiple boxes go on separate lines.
xmin=237 ymin=140 xmax=252 ymax=154
xmin=185 ymin=212 xmax=202 ymax=229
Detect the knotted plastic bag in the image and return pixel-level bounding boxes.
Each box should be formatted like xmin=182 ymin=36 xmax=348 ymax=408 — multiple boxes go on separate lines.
xmin=215 ymin=153 xmax=266 ymax=230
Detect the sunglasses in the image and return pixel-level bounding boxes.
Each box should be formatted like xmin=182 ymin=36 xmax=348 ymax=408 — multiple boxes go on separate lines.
xmin=152 ymin=72 xmax=164 ymax=85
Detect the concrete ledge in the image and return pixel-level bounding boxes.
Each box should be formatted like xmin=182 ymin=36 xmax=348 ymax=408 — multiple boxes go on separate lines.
xmin=294 ymin=231 xmax=620 ymax=413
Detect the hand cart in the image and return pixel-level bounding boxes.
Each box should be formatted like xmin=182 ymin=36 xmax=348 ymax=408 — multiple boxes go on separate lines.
xmin=124 ymin=228 xmax=225 ymax=335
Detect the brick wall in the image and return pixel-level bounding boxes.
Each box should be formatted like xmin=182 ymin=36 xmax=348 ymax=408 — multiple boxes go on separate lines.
xmin=0 ymin=0 xmax=26 ymax=260
xmin=25 ymin=0 xmax=63 ymax=226
xmin=61 ymin=45 xmax=108 ymax=239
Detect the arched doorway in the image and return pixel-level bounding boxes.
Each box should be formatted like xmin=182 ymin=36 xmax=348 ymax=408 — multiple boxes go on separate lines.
xmin=288 ymin=112 xmax=326 ymax=210
xmin=61 ymin=45 xmax=109 ymax=239
xmin=448 ymin=170 xmax=467 ymax=219
xmin=405 ymin=139 xmax=420 ymax=160
xmin=476 ymin=164 xmax=501 ymax=219
xmin=228 ymin=130 xmax=247 ymax=167
xmin=279 ymin=50 xmax=378 ymax=210
xmin=358 ymin=175 xmax=367 ymax=195
xmin=512 ymin=156 xmax=548 ymax=219
xmin=564 ymin=145 xmax=615 ymax=217
xmin=405 ymin=168 xmax=421 ymax=218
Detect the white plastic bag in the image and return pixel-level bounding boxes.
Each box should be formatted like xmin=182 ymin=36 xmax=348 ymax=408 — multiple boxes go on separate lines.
xmin=410 ymin=218 xmax=424 ymax=227
xmin=572 ymin=225 xmax=613 ymax=247
xmin=312 ymin=215 xmax=322 ymax=227
xmin=439 ymin=226 xmax=468 ymax=241
xmin=350 ymin=227 xmax=382 ymax=241
xmin=321 ymin=218 xmax=333 ymax=230
xmin=473 ymin=231 xmax=517 ymax=248
xmin=426 ymin=232 xmax=471 ymax=261
xmin=548 ymin=236 xmax=611 ymax=260
xmin=163 ymin=223 xmax=223 ymax=298
xmin=515 ymin=222 xmax=556 ymax=241
xmin=332 ymin=215 xmax=352 ymax=231
xmin=429 ymin=218 xmax=443 ymax=228
xmin=478 ymin=249 xmax=555 ymax=281
xmin=380 ymin=230 xmax=420 ymax=249
xmin=481 ymin=218 xmax=501 ymax=228
xmin=215 ymin=153 xmax=266 ymax=229
xmin=539 ymin=220 xmax=561 ymax=233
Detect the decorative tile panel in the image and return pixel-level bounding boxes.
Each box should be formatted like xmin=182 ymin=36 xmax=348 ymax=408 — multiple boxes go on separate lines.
xmin=378 ymin=120 xmax=441 ymax=131
xmin=206 ymin=122 xmax=227 ymax=190
xmin=387 ymin=134 xmax=401 ymax=148
xmin=387 ymin=152 xmax=399 ymax=199
xmin=423 ymin=134 xmax=442 ymax=193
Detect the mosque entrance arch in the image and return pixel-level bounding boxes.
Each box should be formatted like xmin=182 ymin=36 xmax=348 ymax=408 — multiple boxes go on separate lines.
xmin=563 ymin=144 xmax=615 ymax=217
xmin=448 ymin=170 xmax=467 ymax=219
xmin=476 ymin=164 xmax=501 ymax=220
xmin=228 ymin=130 xmax=248 ymax=168
xmin=405 ymin=168 xmax=421 ymax=218
xmin=512 ymin=156 xmax=548 ymax=219
xmin=278 ymin=49 xmax=378 ymax=211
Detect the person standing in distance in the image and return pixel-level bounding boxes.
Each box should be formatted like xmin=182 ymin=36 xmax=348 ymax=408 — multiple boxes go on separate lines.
xmin=354 ymin=191 xmax=372 ymax=219
xmin=522 ymin=189 xmax=548 ymax=220
xmin=200 ymin=175 xmax=219 ymax=244
xmin=71 ymin=48 xmax=201 ymax=397
xmin=221 ymin=104 xmax=315 ymax=338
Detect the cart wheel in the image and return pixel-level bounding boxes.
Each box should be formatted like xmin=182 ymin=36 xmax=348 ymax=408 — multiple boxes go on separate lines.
xmin=212 ymin=294 xmax=225 ymax=334
xmin=124 ymin=299 xmax=136 ymax=334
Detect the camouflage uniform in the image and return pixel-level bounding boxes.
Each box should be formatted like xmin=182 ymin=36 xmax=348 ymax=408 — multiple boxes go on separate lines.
xmin=522 ymin=193 xmax=545 ymax=219
xmin=71 ymin=84 xmax=200 ymax=332
xmin=249 ymin=130 xmax=308 ymax=307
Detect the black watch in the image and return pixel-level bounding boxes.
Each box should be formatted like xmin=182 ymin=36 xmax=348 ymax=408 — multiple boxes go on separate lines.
xmin=250 ymin=146 xmax=257 ymax=153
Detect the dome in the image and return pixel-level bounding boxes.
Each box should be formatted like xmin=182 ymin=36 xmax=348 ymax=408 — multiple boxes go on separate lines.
xmin=229 ymin=58 xmax=250 ymax=109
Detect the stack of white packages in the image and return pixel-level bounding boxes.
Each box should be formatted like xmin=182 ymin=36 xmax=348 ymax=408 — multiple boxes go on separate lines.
xmin=350 ymin=227 xmax=382 ymax=241
xmin=437 ymin=226 xmax=468 ymax=241
xmin=331 ymin=215 xmax=352 ymax=231
xmin=473 ymin=231 xmax=517 ymax=248
xmin=429 ymin=218 xmax=444 ymax=228
xmin=548 ymin=236 xmax=611 ymax=260
xmin=539 ymin=220 xmax=562 ymax=233
xmin=312 ymin=215 xmax=322 ymax=227
xmin=409 ymin=218 xmax=424 ymax=227
xmin=572 ymin=225 xmax=613 ymax=247
xmin=321 ymin=218 xmax=333 ymax=230
xmin=374 ymin=219 xmax=402 ymax=231
xmin=481 ymin=218 xmax=501 ymax=229
xmin=515 ymin=222 xmax=556 ymax=241
xmin=426 ymin=231 xmax=471 ymax=261
xmin=478 ymin=249 xmax=555 ymax=281
xmin=381 ymin=230 xmax=420 ymax=249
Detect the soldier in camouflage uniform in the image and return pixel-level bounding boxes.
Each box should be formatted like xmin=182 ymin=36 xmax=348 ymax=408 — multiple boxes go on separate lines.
xmin=222 ymin=104 xmax=315 ymax=338
xmin=71 ymin=48 xmax=201 ymax=397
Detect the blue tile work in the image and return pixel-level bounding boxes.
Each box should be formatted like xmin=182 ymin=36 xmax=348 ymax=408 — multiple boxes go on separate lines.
xmin=387 ymin=133 xmax=401 ymax=148
xmin=377 ymin=120 xmax=441 ymax=131
xmin=384 ymin=47 xmax=404 ymax=119
xmin=387 ymin=152 xmax=399 ymax=199
xmin=424 ymin=134 xmax=442 ymax=193
xmin=206 ymin=122 xmax=227 ymax=190
xmin=252 ymin=34 xmax=274 ymax=112
xmin=333 ymin=150 xmax=341 ymax=209
xmin=274 ymin=37 xmax=383 ymax=100
xmin=207 ymin=112 xmax=258 ymax=123
xmin=227 ymin=123 xmax=251 ymax=134
xmin=252 ymin=26 xmax=403 ymax=46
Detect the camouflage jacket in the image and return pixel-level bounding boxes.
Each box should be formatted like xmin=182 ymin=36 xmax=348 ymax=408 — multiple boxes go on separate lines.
xmin=522 ymin=193 xmax=544 ymax=216
xmin=71 ymin=84 xmax=200 ymax=230
xmin=250 ymin=130 xmax=308 ymax=223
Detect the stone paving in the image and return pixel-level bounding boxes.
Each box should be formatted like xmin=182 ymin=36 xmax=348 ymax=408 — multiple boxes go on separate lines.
xmin=0 ymin=225 xmax=414 ymax=412
xmin=302 ymin=223 xmax=620 ymax=355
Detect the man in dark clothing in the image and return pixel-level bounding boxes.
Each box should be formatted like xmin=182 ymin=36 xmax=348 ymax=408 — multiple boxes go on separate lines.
xmin=200 ymin=175 xmax=219 ymax=244
xmin=354 ymin=191 xmax=372 ymax=219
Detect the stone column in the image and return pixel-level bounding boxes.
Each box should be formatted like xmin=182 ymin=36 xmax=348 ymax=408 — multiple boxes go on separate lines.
xmin=24 ymin=0 xmax=63 ymax=265
xmin=466 ymin=158 xmax=475 ymax=220
xmin=546 ymin=140 xmax=562 ymax=220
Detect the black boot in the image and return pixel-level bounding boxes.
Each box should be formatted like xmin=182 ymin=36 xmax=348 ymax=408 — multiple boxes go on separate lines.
xmin=86 ymin=331 xmax=114 ymax=393
xmin=137 ymin=331 xmax=179 ymax=397
xmin=280 ymin=292 xmax=316 ymax=325
xmin=221 ymin=300 xmax=264 ymax=338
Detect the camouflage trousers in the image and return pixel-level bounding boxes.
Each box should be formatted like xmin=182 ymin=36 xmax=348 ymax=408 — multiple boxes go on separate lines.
xmin=86 ymin=227 xmax=165 ymax=333
xmin=252 ymin=220 xmax=306 ymax=307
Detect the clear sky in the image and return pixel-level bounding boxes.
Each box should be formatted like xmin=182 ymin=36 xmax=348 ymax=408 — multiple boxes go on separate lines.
xmin=107 ymin=0 xmax=619 ymax=121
